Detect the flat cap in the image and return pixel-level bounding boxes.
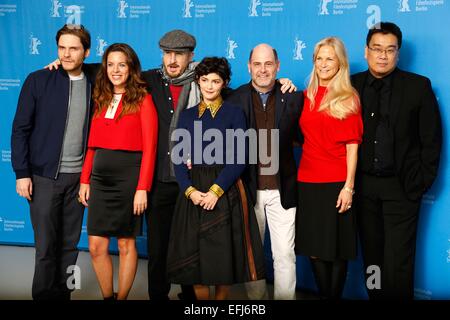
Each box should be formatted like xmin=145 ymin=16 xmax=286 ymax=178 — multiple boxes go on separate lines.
xmin=159 ymin=29 xmax=196 ymax=52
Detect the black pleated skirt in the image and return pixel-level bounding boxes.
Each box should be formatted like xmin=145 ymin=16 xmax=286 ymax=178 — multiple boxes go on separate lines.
xmin=295 ymin=181 xmax=357 ymax=261
xmin=167 ymin=165 xmax=266 ymax=285
xmin=87 ymin=149 xmax=143 ymax=237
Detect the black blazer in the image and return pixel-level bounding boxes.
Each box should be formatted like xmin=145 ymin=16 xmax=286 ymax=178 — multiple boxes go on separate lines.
xmin=351 ymin=69 xmax=442 ymax=200
xmin=225 ymin=82 xmax=303 ymax=209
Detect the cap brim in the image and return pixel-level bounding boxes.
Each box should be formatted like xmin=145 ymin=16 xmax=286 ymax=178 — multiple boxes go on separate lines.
xmin=160 ymin=46 xmax=194 ymax=52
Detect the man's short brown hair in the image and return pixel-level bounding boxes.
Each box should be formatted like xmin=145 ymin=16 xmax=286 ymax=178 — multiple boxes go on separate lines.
xmin=55 ymin=24 xmax=91 ymax=50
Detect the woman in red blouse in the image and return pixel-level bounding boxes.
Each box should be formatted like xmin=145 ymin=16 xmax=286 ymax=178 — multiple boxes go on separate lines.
xmin=78 ymin=43 xmax=158 ymax=300
xmin=296 ymin=37 xmax=363 ymax=299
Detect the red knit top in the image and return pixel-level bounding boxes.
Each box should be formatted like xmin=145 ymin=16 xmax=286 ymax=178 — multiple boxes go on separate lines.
xmin=80 ymin=94 xmax=158 ymax=191
xmin=170 ymin=84 xmax=183 ymax=110
xmin=297 ymin=86 xmax=363 ymax=183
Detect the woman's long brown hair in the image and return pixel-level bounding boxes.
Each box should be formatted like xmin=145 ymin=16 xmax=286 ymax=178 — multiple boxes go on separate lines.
xmin=93 ymin=43 xmax=147 ymax=118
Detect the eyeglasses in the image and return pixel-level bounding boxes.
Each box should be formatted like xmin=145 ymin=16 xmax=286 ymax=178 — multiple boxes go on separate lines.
xmin=368 ymin=46 xmax=398 ymax=56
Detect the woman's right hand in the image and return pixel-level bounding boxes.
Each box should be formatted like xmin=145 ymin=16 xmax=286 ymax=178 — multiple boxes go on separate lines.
xmin=78 ymin=183 xmax=90 ymax=207
xmin=189 ymin=190 xmax=207 ymax=205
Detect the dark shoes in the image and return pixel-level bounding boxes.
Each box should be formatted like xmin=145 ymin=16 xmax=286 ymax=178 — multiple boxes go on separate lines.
xmin=103 ymin=293 xmax=117 ymax=300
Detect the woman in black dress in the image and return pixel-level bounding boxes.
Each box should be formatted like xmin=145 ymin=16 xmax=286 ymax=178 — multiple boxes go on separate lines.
xmin=167 ymin=57 xmax=265 ymax=300
xmin=78 ymin=43 xmax=158 ymax=300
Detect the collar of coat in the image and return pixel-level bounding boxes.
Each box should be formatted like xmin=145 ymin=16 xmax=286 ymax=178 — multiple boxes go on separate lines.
xmin=198 ymin=96 xmax=224 ymax=118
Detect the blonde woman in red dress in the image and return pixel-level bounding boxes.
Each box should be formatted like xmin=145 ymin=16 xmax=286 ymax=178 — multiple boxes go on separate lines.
xmin=296 ymin=37 xmax=363 ymax=299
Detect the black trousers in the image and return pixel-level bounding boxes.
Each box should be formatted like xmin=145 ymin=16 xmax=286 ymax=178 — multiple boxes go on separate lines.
xmin=356 ymin=174 xmax=421 ymax=300
xmin=29 ymin=174 xmax=84 ymax=300
xmin=146 ymin=181 xmax=195 ymax=300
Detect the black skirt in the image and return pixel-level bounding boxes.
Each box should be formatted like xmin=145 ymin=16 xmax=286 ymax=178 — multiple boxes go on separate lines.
xmin=87 ymin=149 xmax=143 ymax=237
xmin=295 ymin=182 xmax=357 ymax=261
xmin=167 ymin=165 xmax=266 ymax=285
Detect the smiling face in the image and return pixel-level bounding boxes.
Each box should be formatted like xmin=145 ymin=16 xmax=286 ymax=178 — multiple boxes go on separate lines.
xmin=315 ymin=45 xmax=340 ymax=86
xmin=365 ymin=32 xmax=399 ymax=78
xmin=106 ymin=51 xmax=129 ymax=93
xmin=248 ymin=44 xmax=280 ymax=93
xmin=198 ymin=72 xmax=225 ymax=104
xmin=162 ymin=50 xmax=194 ymax=78
xmin=57 ymin=34 xmax=90 ymax=76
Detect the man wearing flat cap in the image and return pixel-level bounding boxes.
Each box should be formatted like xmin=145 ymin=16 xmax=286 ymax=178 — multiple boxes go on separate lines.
xmin=143 ymin=29 xmax=199 ymax=301
xmin=159 ymin=29 xmax=196 ymax=53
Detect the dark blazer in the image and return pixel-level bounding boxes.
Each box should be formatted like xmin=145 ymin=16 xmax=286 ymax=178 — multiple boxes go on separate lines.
xmin=351 ymin=68 xmax=442 ymax=200
xmin=11 ymin=66 xmax=96 ymax=180
xmin=225 ymin=82 xmax=303 ymax=209
xmin=142 ymin=68 xmax=179 ymax=183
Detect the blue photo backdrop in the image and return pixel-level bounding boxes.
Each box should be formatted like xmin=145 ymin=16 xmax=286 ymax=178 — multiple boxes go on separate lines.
xmin=1 ymin=0 xmax=448 ymax=299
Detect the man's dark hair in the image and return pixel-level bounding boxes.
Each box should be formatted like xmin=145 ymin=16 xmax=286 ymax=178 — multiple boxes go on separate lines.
xmin=195 ymin=57 xmax=231 ymax=86
xmin=366 ymin=22 xmax=402 ymax=49
xmin=248 ymin=47 xmax=279 ymax=62
xmin=56 ymin=24 xmax=91 ymax=50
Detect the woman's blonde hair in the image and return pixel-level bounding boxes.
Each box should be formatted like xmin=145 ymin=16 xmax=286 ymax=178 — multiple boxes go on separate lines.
xmin=306 ymin=37 xmax=360 ymax=120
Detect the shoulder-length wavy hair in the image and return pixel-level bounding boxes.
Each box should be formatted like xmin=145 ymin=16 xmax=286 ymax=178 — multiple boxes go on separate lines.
xmin=306 ymin=37 xmax=360 ymax=120
xmin=93 ymin=43 xmax=147 ymax=118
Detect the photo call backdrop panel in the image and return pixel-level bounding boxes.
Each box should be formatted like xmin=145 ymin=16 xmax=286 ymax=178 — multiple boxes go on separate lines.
xmin=0 ymin=0 xmax=448 ymax=299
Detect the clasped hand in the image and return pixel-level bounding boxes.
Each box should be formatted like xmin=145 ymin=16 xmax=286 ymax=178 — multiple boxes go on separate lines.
xmin=189 ymin=190 xmax=218 ymax=211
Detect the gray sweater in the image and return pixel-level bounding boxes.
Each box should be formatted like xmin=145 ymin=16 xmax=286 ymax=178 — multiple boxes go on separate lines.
xmin=59 ymin=74 xmax=87 ymax=173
